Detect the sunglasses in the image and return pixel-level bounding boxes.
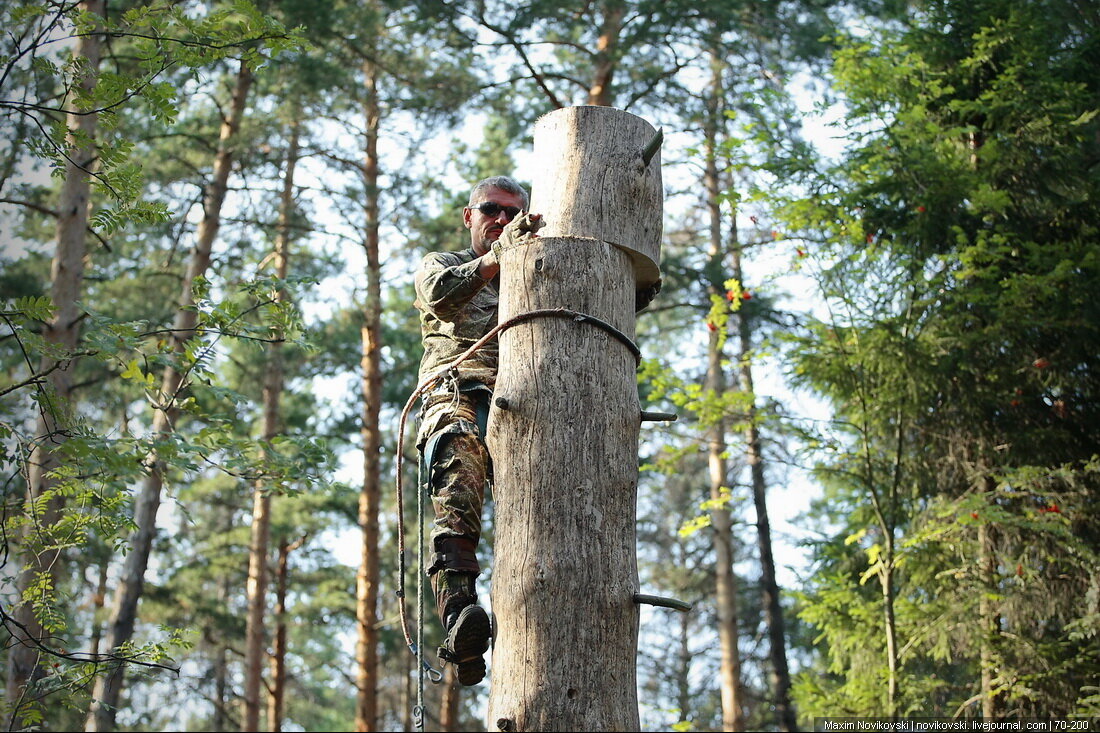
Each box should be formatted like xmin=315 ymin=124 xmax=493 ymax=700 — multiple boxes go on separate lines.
xmin=469 ymin=201 xmax=522 ymax=219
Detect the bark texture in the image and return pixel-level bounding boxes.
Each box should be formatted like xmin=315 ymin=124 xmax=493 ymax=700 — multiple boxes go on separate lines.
xmin=530 ymin=106 xmax=662 ymax=287
xmin=355 ymin=49 xmax=382 ymax=733
xmin=6 ymin=0 xmax=101 ymax=715
xmin=487 ymin=236 xmax=640 ymax=732
xmin=486 ymin=105 xmax=662 ymax=732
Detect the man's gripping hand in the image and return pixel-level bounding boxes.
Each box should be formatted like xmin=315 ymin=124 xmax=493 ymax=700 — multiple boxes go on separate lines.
xmin=490 ymin=212 xmax=545 ymax=261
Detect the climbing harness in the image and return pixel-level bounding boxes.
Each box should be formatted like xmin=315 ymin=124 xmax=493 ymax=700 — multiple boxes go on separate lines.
xmin=393 ymin=307 xmax=639 ymax=728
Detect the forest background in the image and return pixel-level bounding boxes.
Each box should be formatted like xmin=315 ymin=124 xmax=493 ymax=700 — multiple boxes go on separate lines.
xmin=1 ymin=0 xmax=1098 ymax=731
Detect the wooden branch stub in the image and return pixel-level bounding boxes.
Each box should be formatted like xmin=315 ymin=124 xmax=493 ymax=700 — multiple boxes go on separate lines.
xmin=640 ymin=410 xmax=677 ymax=423
xmin=634 ymin=593 xmax=692 ymax=613
xmin=641 ymin=127 xmax=664 ymax=167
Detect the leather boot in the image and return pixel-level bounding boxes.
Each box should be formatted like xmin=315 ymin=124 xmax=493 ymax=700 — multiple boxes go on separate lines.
xmin=434 ymin=571 xmax=490 ymax=686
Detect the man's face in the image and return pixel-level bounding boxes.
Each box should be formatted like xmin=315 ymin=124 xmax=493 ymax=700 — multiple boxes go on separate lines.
xmin=464 ymin=186 xmax=525 ymax=255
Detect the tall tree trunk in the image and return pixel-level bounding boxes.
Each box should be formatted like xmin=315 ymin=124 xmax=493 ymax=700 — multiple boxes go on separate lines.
xmin=6 ymin=0 xmax=102 ymax=716
xmin=268 ymin=539 xmax=289 ymax=733
xmin=732 ymin=258 xmax=796 ymax=730
xmin=587 ymin=0 xmax=624 ymax=105
xmin=354 ymin=47 xmax=383 ymax=733
xmin=242 ymin=109 xmax=298 ymax=733
xmin=85 ymin=60 xmax=253 ymax=733
xmin=439 ymin=668 xmax=460 ymax=732
xmin=702 ymin=48 xmax=745 ymax=733
xmin=881 ymin=551 xmax=899 ymax=718
xmin=675 ymin=601 xmax=693 ymax=722
xmin=978 ymin=506 xmax=1001 ymax=718
xmin=268 ymin=535 xmax=303 ymax=732
xmin=213 ymin=563 xmax=232 ymax=732
xmin=487 ymin=106 xmax=661 ymax=732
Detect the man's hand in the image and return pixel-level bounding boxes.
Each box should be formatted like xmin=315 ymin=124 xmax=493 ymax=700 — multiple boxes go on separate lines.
xmin=495 ymin=212 xmax=544 ymax=254
xmin=480 ymin=212 xmax=544 ymax=277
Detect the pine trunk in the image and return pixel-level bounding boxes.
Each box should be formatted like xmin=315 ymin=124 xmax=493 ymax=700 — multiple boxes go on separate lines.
xmin=730 ymin=241 xmax=796 ymax=731
xmin=6 ymin=0 xmax=102 ymax=715
xmin=978 ymin=518 xmax=1001 ymax=718
xmin=268 ymin=536 xmax=301 ymax=732
xmin=439 ymin=668 xmax=460 ymax=731
xmin=354 ymin=49 xmax=383 ymax=733
xmin=486 ymin=106 xmax=661 ymax=732
xmin=85 ymin=60 xmax=253 ymax=733
xmin=702 ymin=58 xmax=746 ymax=731
xmin=587 ymin=1 xmax=623 ymax=106
xmin=242 ymin=109 xmax=298 ymax=732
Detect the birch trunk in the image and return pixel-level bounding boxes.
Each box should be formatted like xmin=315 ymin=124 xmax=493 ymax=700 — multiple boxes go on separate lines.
xmin=86 ymin=59 xmax=253 ymax=733
xmin=6 ymin=0 xmax=102 ymax=713
xmin=486 ymin=106 xmax=661 ymax=732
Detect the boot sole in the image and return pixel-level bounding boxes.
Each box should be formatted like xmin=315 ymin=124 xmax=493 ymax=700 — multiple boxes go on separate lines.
xmin=448 ymin=605 xmax=491 ymax=686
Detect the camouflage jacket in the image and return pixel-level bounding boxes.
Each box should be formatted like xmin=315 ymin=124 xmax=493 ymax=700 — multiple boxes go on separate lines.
xmin=414 ymin=247 xmax=498 ymax=443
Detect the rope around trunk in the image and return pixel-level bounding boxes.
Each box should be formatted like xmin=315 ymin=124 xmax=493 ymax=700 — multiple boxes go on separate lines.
xmin=392 ymin=307 xmax=640 ymax=687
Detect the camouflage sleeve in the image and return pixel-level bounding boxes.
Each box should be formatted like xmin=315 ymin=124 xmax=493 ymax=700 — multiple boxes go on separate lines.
xmin=415 ymin=251 xmax=491 ymax=319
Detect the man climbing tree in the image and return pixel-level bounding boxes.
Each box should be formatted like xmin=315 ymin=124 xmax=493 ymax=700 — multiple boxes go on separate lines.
xmin=412 ymin=176 xmax=543 ymax=685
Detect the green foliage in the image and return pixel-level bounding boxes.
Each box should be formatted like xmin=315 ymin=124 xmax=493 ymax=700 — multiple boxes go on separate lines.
xmin=769 ymin=0 xmax=1100 ymax=719
xmin=0 ymin=0 xmax=303 ymax=234
xmin=1 ymin=269 xmax=334 ymax=724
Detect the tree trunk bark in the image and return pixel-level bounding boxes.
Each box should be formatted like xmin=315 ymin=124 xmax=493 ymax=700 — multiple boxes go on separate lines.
xmin=978 ymin=517 xmax=1001 ymax=718
xmin=730 ymin=245 xmax=796 ymax=731
xmin=486 ymin=106 xmax=661 ymax=732
xmin=587 ymin=1 xmax=624 ymax=106
xmin=6 ymin=0 xmax=102 ymax=715
xmin=702 ymin=52 xmax=746 ymax=732
xmin=242 ymin=107 xmax=298 ymax=733
xmin=355 ymin=48 xmax=383 ymax=733
xmin=85 ymin=59 xmax=253 ymax=733
xmin=439 ymin=667 xmax=461 ymax=731
xmin=268 ymin=535 xmax=303 ymax=732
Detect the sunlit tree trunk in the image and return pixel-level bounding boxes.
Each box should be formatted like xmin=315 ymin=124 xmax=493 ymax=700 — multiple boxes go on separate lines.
xmin=439 ymin=668 xmax=460 ymax=731
xmin=6 ymin=0 xmax=102 ymax=717
xmin=354 ymin=44 xmax=383 ymax=733
xmin=242 ymin=107 xmax=298 ymax=733
xmin=587 ymin=0 xmax=624 ymax=105
xmin=702 ymin=46 xmax=746 ymax=733
xmin=85 ymin=59 xmax=253 ymax=733
xmin=487 ymin=105 xmax=660 ymax=732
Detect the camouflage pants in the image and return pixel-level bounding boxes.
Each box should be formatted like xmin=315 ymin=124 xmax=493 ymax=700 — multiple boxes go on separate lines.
xmin=418 ymin=389 xmax=491 ymax=620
